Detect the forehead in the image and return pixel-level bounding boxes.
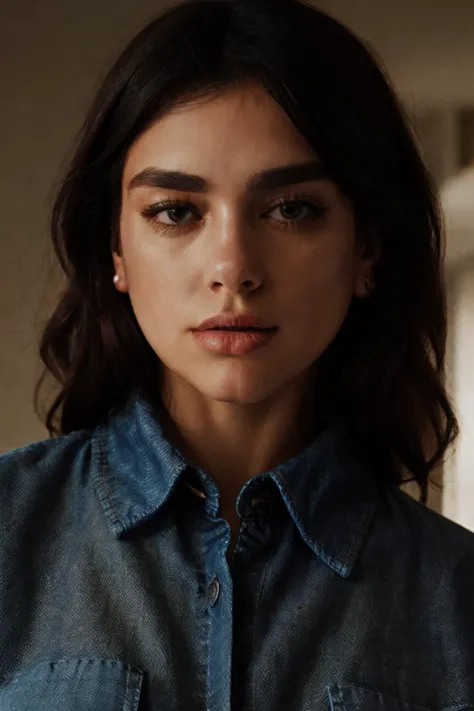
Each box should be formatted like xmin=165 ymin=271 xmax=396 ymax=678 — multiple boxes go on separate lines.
xmin=123 ymin=83 xmax=316 ymax=182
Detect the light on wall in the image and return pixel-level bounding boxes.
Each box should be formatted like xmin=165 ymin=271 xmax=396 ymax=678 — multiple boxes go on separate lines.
xmin=441 ymin=163 xmax=474 ymax=267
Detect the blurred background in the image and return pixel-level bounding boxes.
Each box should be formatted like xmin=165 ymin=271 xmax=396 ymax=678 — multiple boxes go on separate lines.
xmin=1 ymin=0 xmax=473 ymax=528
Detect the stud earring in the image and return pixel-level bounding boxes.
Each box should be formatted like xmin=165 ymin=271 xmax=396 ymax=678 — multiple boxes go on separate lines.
xmin=365 ymin=277 xmax=376 ymax=296
xmin=113 ymin=275 xmax=120 ymax=285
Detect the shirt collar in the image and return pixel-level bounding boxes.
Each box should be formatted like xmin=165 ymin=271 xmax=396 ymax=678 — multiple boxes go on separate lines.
xmin=92 ymin=392 xmax=380 ymax=579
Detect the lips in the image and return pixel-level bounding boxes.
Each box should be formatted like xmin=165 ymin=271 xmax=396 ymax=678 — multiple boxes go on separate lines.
xmin=192 ymin=325 xmax=278 ymax=355
xmin=194 ymin=313 xmax=278 ymax=332
xmin=207 ymin=326 xmax=271 ymax=331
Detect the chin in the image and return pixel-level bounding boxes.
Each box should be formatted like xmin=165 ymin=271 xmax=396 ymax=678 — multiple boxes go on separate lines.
xmin=162 ymin=353 xmax=298 ymax=406
xmin=192 ymin=365 xmax=283 ymax=405
xmin=202 ymin=387 xmax=272 ymax=405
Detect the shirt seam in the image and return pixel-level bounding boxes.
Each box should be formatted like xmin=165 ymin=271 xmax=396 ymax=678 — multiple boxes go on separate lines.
xmin=97 ymin=427 xmax=127 ymax=535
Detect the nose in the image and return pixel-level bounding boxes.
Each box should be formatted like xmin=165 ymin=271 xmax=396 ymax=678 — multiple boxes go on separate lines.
xmin=207 ymin=230 xmax=265 ymax=296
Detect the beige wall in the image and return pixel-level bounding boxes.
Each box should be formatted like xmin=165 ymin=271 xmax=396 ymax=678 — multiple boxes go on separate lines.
xmin=0 ymin=0 xmax=168 ymax=452
xmin=444 ymin=262 xmax=474 ymax=531
xmin=1 ymin=0 xmax=474 ymax=453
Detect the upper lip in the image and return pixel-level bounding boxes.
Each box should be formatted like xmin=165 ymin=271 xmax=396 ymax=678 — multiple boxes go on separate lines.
xmin=194 ymin=313 xmax=278 ymax=331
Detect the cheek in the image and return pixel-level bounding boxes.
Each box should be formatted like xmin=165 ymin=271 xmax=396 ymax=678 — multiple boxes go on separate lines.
xmin=283 ymin=246 xmax=356 ymax=353
xmin=122 ymin=247 xmax=187 ymax=349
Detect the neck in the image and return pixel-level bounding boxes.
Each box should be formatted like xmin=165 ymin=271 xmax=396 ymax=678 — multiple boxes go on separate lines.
xmin=159 ymin=369 xmax=318 ymax=512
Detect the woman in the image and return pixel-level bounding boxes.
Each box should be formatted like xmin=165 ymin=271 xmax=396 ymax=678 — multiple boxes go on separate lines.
xmin=1 ymin=0 xmax=473 ymax=708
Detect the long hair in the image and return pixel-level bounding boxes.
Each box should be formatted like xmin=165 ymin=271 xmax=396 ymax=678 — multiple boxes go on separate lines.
xmin=35 ymin=0 xmax=457 ymax=502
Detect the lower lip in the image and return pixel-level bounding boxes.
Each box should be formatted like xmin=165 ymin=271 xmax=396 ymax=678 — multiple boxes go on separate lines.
xmin=192 ymin=328 xmax=278 ymax=355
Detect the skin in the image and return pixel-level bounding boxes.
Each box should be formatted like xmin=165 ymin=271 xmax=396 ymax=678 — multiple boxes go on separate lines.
xmin=113 ymin=81 xmax=376 ymax=553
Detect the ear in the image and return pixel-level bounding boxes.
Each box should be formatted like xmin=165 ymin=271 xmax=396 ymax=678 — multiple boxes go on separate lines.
xmin=353 ymin=235 xmax=380 ymax=299
xmin=112 ymin=250 xmax=129 ymax=293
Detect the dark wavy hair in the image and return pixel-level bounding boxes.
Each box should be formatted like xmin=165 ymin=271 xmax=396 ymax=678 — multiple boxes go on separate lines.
xmin=35 ymin=0 xmax=457 ymax=503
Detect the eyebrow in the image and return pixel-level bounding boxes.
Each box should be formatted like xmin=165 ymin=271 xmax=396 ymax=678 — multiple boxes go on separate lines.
xmin=127 ymin=161 xmax=329 ymax=195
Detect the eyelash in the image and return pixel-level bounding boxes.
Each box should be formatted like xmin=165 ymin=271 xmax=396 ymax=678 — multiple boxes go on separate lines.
xmin=139 ymin=193 xmax=329 ymax=235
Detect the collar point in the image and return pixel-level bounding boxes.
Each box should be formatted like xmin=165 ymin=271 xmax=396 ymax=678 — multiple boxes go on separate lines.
xmin=308 ymin=542 xmax=355 ymax=578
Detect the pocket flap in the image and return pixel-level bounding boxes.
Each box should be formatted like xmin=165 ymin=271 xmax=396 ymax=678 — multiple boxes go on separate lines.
xmin=0 ymin=658 xmax=144 ymax=711
xmin=328 ymin=684 xmax=431 ymax=711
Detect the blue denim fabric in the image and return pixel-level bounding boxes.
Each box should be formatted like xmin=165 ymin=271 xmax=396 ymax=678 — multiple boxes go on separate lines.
xmin=1 ymin=391 xmax=474 ymax=711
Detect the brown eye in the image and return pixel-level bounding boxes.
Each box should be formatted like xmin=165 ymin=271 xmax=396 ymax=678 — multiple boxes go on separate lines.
xmin=161 ymin=206 xmax=193 ymax=225
xmin=265 ymin=197 xmax=328 ymax=227
xmin=140 ymin=199 xmax=201 ymax=233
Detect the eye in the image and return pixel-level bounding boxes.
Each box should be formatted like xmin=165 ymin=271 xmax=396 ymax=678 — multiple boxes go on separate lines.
xmin=140 ymin=199 xmax=198 ymax=230
xmin=265 ymin=196 xmax=328 ymax=228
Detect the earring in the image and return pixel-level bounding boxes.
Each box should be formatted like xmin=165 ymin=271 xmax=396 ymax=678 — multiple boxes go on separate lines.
xmin=365 ymin=277 xmax=376 ymax=296
xmin=113 ymin=274 xmax=120 ymax=285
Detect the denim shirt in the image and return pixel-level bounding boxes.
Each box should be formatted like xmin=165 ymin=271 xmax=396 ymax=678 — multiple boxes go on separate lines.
xmin=1 ymin=392 xmax=474 ymax=711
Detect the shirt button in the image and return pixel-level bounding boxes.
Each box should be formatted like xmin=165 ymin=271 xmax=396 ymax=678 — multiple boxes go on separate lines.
xmin=208 ymin=577 xmax=220 ymax=606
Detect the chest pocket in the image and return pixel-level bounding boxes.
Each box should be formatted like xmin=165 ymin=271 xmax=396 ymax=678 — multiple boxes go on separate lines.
xmin=328 ymin=684 xmax=474 ymax=711
xmin=0 ymin=658 xmax=144 ymax=711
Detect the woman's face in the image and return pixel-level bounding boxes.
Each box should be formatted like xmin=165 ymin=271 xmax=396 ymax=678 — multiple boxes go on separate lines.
xmin=114 ymin=82 xmax=374 ymax=406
